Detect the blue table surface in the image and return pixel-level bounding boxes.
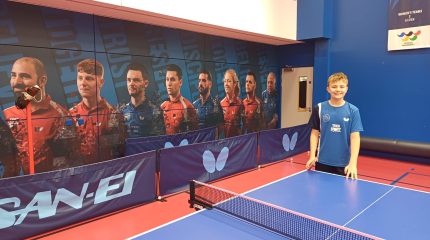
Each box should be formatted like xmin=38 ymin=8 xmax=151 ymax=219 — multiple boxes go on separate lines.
xmin=131 ymin=171 xmax=430 ymax=240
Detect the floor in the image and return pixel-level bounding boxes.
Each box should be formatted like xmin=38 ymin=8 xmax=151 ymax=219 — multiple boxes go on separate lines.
xmin=33 ymin=152 xmax=430 ymax=240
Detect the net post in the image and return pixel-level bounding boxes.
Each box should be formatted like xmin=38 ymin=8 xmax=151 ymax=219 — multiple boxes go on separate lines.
xmin=188 ymin=180 xmax=196 ymax=208
xmin=256 ymin=132 xmax=261 ymax=167
xmin=155 ymin=149 xmax=161 ymax=200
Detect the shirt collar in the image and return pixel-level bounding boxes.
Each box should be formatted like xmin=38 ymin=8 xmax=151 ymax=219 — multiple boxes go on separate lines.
xmin=199 ymin=95 xmax=213 ymax=105
xmin=169 ymin=94 xmax=182 ymax=103
xmin=81 ymin=98 xmax=108 ymax=112
xmin=31 ymin=95 xmax=52 ymax=113
xmin=246 ymin=96 xmax=256 ymax=103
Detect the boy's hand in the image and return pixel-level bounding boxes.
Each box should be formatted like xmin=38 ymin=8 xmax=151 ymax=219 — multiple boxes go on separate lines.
xmin=344 ymin=164 xmax=358 ymax=179
xmin=305 ymin=157 xmax=317 ymax=170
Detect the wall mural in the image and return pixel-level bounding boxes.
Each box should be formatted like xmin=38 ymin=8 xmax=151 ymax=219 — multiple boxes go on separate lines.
xmin=0 ymin=0 xmax=280 ymax=177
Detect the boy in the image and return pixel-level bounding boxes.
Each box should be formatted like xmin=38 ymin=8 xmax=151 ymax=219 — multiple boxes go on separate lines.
xmin=305 ymin=72 xmax=363 ymax=179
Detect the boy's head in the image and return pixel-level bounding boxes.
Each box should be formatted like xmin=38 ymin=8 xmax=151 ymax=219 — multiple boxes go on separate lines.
xmin=76 ymin=59 xmax=105 ymax=100
xmin=326 ymin=72 xmax=348 ymax=101
xmin=327 ymin=72 xmax=348 ymax=86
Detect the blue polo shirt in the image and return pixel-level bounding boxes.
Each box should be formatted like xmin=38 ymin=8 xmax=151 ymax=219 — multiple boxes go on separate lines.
xmin=262 ymin=89 xmax=278 ymax=125
xmin=309 ymin=101 xmax=363 ymax=167
xmin=193 ymin=95 xmax=223 ymax=129
xmin=121 ymin=101 xmax=154 ymax=138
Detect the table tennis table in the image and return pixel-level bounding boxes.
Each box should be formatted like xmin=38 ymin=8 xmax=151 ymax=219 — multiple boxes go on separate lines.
xmin=130 ymin=170 xmax=430 ymax=239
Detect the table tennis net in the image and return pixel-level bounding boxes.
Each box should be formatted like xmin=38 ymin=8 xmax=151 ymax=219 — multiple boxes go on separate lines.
xmin=189 ymin=180 xmax=381 ymax=240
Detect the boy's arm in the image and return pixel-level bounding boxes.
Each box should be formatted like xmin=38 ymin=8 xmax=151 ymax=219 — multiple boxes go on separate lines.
xmin=306 ymin=129 xmax=320 ymax=169
xmin=345 ymin=131 xmax=360 ymax=179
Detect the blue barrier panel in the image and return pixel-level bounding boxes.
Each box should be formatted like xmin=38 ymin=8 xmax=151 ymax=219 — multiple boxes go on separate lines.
xmin=159 ymin=133 xmax=258 ymax=195
xmin=0 ymin=151 xmax=156 ymax=240
xmin=259 ymin=124 xmax=311 ymax=165
xmin=125 ymin=127 xmax=216 ymax=155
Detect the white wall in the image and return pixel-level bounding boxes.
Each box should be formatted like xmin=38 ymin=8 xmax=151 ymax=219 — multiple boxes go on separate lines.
xmin=12 ymin=0 xmax=298 ymax=45
xmin=115 ymin=0 xmax=297 ymax=40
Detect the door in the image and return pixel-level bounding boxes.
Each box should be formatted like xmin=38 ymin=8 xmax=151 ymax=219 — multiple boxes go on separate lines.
xmin=281 ymin=67 xmax=313 ymax=128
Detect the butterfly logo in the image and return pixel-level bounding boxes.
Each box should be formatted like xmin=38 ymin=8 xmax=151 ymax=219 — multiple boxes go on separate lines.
xmin=282 ymin=132 xmax=298 ymax=152
xmin=202 ymin=147 xmax=229 ymax=173
xmin=164 ymin=139 xmax=189 ymax=149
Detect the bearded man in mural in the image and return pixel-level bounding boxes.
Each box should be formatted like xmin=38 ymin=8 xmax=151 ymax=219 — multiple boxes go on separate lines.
xmin=262 ymin=72 xmax=278 ymax=129
xmin=160 ymin=64 xmax=198 ymax=135
xmin=243 ymin=71 xmax=264 ymax=133
xmin=192 ymin=70 xmax=223 ymax=130
xmin=70 ymin=59 xmax=126 ymax=164
xmin=120 ymin=63 xmax=159 ymax=138
xmin=3 ymin=57 xmax=78 ymax=175
xmin=220 ymin=69 xmax=244 ymax=138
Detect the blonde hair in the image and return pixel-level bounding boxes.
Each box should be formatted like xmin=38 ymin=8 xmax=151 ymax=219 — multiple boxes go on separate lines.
xmin=225 ymin=69 xmax=240 ymax=97
xmin=77 ymin=59 xmax=104 ymax=78
xmin=327 ymin=72 xmax=348 ymax=86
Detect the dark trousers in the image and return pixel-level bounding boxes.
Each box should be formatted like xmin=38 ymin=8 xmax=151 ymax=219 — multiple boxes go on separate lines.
xmin=315 ymin=162 xmax=346 ymax=176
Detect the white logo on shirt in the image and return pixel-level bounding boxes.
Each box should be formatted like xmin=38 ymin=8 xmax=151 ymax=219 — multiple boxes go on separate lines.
xmin=322 ymin=114 xmax=330 ymax=122
xmin=331 ymin=124 xmax=341 ymax=133
xmin=343 ymin=117 xmax=350 ymax=122
xmin=7 ymin=118 xmax=20 ymax=128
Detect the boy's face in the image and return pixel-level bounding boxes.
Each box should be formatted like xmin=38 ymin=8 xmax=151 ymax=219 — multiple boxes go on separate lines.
xmin=327 ymin=80 xmax=348 ymax=101
xmin=77 ymin=71 xmax=104 ymax=99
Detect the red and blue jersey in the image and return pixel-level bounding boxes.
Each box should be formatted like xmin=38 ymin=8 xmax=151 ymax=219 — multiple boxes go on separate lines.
xmin=243 ymin=96 xmax=264 ymax=133
xmin=220 ymin=96 xmax=243 ymax=138
xmin=161 ymin=95 xmax=198 ymax=135
xmin=69 ymin=98 xmax=126 ymax=164
xmin=3 ymin=95 xmax=76 ymax=174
